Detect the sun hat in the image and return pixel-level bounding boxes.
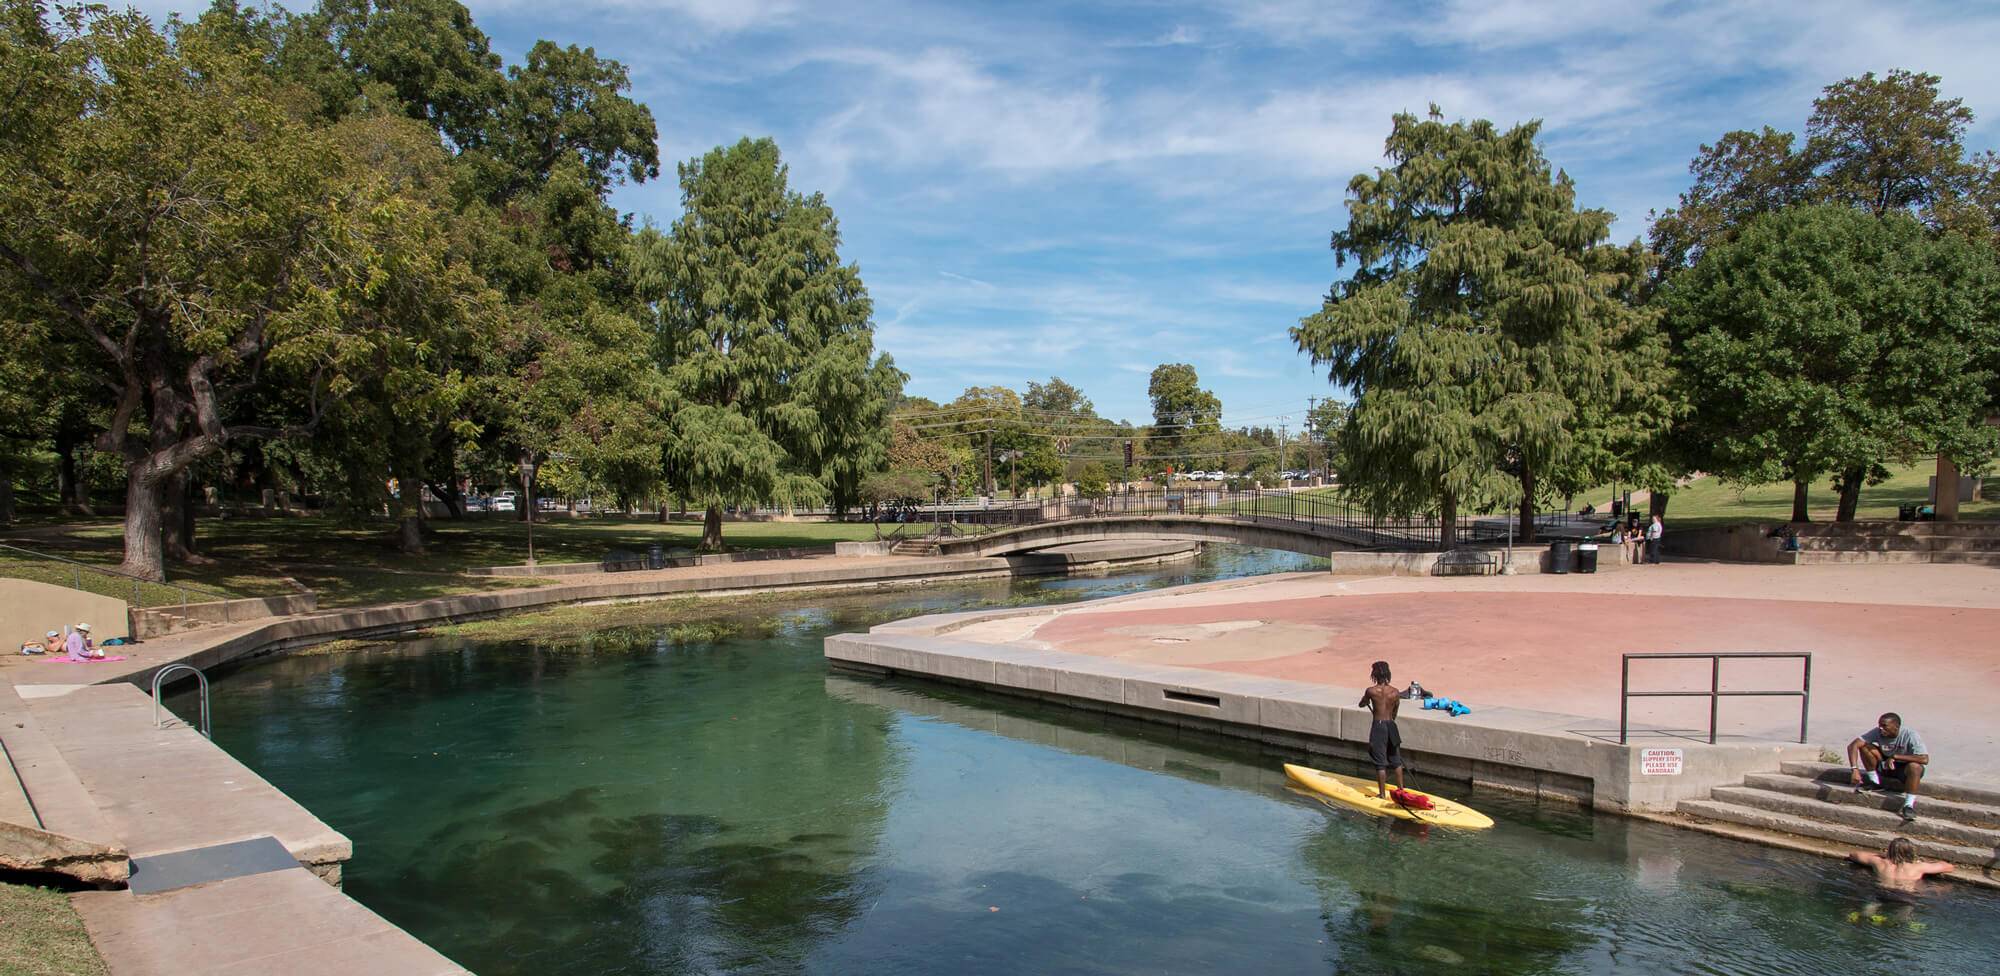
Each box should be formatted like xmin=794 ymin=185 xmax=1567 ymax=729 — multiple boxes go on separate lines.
xmin=76 ymin=622 xmax=91 ymax=632
xmin=46 ymin=630 xmax=60 ymax=638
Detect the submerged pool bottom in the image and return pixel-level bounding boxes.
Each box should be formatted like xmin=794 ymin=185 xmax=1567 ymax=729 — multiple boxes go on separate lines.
xmin=185 ymin=547 xmax=1999 ymax=975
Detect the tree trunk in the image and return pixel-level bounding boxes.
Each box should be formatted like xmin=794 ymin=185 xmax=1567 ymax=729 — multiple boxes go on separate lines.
xmin=397 ymin=515 xmax=425 ymax=554
xmin=162 ymin=471 xmax=204 ymax=564
xmin=1791 ymin=480 xmax=1811 ymax=523
xmin=1439 ymin=491 xmax=1458 ymax=550
xmin=1835 ymin=465 xmax=1864 ymax=522
xmin=0 ymin=473 xmax=14 ymax=523
xmin=424 ymin=480 xmax=465 ymax=519
xmin=656 ymin=498 xmax=668 ymax=523
xmin=119 ymin=473 xmax=167 ymax=581
xmin=1649 ymin=490 xmax=1670 ymax=519
xmin=701 ymin=504 xmax=725 ymax=551
xmin=1516 ymin=463 xmax=1537 ymax=544
xmin=55 ymin=422 xmax=92 ymax=515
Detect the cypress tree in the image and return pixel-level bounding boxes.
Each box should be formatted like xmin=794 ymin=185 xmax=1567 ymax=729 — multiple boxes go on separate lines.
xmin=639 ymin=138 xmax=888 ymax=550
xmin=1294 ymin=108 xmax=1668 ymax=545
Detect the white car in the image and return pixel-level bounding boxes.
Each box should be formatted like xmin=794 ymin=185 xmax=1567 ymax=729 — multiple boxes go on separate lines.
xmin=491 ymin=495 xmax=516 ymax=513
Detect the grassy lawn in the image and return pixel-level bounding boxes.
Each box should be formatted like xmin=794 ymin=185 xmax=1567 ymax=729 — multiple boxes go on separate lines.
xmin=0 ymin=881 xmax=107 ymax=976
xmin=1655 ymin=463 xmax=2000 ymax=527
xmin=2 ymin=515 xmax=893 ymax=608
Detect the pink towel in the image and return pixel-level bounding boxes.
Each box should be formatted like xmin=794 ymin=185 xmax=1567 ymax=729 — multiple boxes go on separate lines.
xmin=43 ymin=655 xmax=128 ymax=663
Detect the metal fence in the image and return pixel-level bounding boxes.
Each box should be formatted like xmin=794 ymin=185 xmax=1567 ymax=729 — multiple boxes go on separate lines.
xmin=889 ymin=488 xmax=1590 ymax=552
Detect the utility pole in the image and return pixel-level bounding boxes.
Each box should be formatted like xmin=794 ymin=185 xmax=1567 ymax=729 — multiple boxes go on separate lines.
xmin=1305 ymin=397 xmax=1318 ymax=478
xmin=1278 ymin=416 xmax=1289 ymax=481
xmin=983 ymin=430 xmax=994 ymax=498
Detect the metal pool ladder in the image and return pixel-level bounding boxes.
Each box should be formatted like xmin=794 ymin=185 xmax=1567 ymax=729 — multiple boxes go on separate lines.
xmin=151 ymin=664 xmax=211 ymax=739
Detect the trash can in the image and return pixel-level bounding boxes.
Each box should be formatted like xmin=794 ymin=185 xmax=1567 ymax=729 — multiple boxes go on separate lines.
xmin=1898 ymin=504 xmax=1916 ymax=521
xmin=1576 ymin=542 xmax=1599 ymax=574
xmin=1548 ymin=539 xmax=1572 ymax=574
xmin=647 ymin=544 xmax=665 ymax=570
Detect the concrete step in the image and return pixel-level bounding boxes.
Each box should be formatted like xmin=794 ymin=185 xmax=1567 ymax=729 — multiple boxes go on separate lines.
xmin=1780 ymin=761 xmax=2000 ymax=807
xmin=0 ymin=691 xmax=127 ymax=883
xmin=1676 ymin=799 xmax=1999 ymax=874
xmin=891 ymin=540 xmax=940 ymax=556
xmin=1709 ymin=786 xmax=2000 ymax=849
xmin=1743 ymin=772 xmax=2000 ymax=829
xmin=1927 ymin=551 xmax=2000 ymax=566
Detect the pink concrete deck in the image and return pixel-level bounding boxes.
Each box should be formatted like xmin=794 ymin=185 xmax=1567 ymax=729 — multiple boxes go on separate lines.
xmin=967 ymin=564 xmax=2000 ymax=787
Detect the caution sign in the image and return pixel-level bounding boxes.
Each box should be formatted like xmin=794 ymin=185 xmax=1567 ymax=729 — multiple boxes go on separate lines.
xmin=1641 ymin=748 xmax=1684 ymax=776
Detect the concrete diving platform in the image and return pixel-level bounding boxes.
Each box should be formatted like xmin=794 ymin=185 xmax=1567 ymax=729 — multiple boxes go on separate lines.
xmin=823 ymin=605 xmax=1814 ymax=814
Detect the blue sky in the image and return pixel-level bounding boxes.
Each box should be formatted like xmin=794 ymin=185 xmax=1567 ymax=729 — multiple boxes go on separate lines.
xmin=136 ymin=1 xmax=2000 ymax=428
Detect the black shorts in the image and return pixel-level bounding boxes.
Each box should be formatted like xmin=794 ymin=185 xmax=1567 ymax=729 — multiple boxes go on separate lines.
xmin=1369 ymin=719 xmax=1403 ymax=770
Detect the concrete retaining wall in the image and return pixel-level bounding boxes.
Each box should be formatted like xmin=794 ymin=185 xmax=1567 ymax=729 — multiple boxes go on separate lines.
xmin=823 ymin=625 xmax=1809 ymax=814
xmin=1328 ymin=543 xmax=1631 ymax=576
xmin=130 ymin=593 xmax=318 ymax=639
xmin=1665 ymin=524 xmax=1791 ymax=563
xmin=0 ymin=579 xmax=130 ymax=643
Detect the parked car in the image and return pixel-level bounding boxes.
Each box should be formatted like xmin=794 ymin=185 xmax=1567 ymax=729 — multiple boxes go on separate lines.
xmin=491 ymin=496 xmax=516 ymax=513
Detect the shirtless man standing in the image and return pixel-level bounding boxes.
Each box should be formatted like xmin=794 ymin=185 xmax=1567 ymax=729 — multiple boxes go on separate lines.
xmin=1359 ymin=660 xmax=1409 ymax=799
xmin=1849 ymin=838 xmax=1953 ymax=891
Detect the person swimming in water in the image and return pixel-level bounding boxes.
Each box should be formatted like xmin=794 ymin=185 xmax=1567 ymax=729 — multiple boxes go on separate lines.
xmin=1846 ymin=838 xmax=1951 ymax=928
xmin=1849 ymin=837 xmax=1952 ymax=891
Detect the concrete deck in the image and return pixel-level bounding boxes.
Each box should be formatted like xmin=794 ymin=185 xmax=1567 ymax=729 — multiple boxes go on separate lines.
xmin=937 ymin=563 xmax=2000 ymax=787
xmin=71 ymin=866 xmax=470 ymax=976
xmin=26 ymin=683 xmax=351 ymax=879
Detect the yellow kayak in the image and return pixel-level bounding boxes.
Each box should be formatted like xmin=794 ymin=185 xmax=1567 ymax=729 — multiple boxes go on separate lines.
xmin=1283 ymin=763 xmax=1495 ymax=829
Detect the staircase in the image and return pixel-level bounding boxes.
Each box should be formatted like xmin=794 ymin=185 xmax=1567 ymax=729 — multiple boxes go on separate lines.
xmin=891 ymin=538 xmax=941 ymax=557
xmin=1789 ymin=522 xmax=2000 ymax=566
xmin=1678 ymin=761 xmax=2000 ymax=883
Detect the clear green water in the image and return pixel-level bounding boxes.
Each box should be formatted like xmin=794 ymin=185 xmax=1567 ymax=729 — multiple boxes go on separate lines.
xmin=186 ymin=546 xmax=1999 ymax=975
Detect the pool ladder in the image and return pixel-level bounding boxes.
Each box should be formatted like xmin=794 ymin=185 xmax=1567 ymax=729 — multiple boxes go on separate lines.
xmin=151 ymin=663 xmax=211 ymax=739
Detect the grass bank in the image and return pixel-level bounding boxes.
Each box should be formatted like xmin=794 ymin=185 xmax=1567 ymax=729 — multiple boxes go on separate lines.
xmin=1 ymin=516 xmax=894 ymax=608
xmin=1650 ymin=463 xmax=2000 ymax=527
xmin=0 ymin=881 xmax=107 ymax=976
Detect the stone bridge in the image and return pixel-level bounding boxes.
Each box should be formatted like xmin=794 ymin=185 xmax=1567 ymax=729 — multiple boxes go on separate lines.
xmin=932 ymin=514 xmax=1409 ymax=559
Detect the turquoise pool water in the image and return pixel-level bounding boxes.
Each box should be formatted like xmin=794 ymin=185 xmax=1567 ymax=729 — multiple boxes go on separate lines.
xmin=187 ymin=546 xmax=1999 ymax=975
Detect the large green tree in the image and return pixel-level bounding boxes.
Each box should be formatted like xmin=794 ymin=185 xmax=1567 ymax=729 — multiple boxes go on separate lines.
xmin=637 ymin=138 xmax=891 ymax=549
xmin=1294 ymin=108 xmax=1667 ymax=545
xmin=1664 ymin=204 xmax=2000 ymax=522
xmin=1651 ymin=69 xmax=2000 ymax=516
xmin=0 ymin=4 xmax=481 ymax=578
xmin=1145 ymin=363 xmax=1221 ymax=476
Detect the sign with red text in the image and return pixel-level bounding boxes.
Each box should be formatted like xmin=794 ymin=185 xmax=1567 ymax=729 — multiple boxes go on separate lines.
xmin=1641 ymin=748 xmax=1684 ymax=775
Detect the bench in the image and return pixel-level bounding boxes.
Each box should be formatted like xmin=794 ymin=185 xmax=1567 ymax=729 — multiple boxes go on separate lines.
xmin=1432 ymin=547 xmax=1497 ymax=576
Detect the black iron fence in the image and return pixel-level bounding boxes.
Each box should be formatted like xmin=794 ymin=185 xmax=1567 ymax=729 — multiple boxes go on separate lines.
xmin=1619 ymin=651 xmax=1813 ymax=745
xmin=890 ymin=488 xmax=1587 ymax=553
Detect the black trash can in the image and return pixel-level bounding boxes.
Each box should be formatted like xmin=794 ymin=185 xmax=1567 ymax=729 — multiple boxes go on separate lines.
xmin=1549 ymin=539 xmax=1572 ymax=574
xmin=647 ymin=544 xmax=665 ymax=570
xmin=1576 ymin=542 xmax=1599 ymax=574
xmin=1898 ymin=504 xmax=1916 ymax=521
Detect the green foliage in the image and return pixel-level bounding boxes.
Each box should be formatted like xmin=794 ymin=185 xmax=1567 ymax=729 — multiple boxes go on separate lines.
xmin=1145 ymin=363 xmax=1221 ymax=470
xmin=1651 ymin=69 xmax=1998 ymax=275
xmin=638 ymin=138 xmax=887 ymax=546
xmin=1663 ymin=204 xmax=2000 ymax=516
xmin=1294 ymin=107 xmax=1669 ymax=543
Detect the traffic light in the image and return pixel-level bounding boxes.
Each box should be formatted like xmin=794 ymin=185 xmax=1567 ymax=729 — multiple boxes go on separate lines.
xmin=1123 ymin=440 xmax=1134 ymax=467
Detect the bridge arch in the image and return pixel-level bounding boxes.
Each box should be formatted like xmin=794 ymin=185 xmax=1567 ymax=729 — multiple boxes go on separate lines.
xmin=932 ymin=515 xmax=1387 ymax=559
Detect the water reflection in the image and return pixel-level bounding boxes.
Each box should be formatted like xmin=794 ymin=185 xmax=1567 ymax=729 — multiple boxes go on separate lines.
xmin=185 ymin=546 xmax=1998 ymax=975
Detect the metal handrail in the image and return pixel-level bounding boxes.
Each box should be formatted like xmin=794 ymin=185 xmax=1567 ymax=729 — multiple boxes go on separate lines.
xmin=151 ymin=663 xmax=211 ymax=739
xmin=1619 ymin=652 xmax=1812 ymax=745
xmin=0 ymin=542 xmax=211 ymax=608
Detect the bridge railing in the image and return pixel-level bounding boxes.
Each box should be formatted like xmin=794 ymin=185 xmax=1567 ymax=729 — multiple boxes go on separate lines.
xmin=938 ymin=488 xmax=1583 ymax=552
